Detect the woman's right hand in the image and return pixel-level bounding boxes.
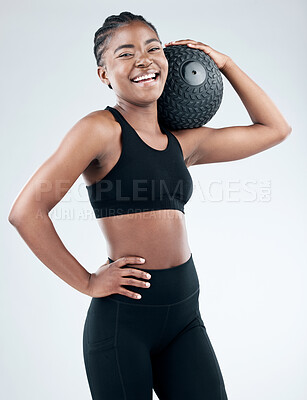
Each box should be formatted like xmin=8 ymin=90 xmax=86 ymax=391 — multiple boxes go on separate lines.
xmin=87 ymin=256 xmax=151 ymax=299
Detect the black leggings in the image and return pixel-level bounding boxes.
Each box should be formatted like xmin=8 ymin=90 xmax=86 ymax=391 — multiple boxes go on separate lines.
xmin=83 ymin=253 xmax=228 ymax=399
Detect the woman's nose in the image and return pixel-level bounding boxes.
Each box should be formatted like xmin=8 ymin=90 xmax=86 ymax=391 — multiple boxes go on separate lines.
xmin=135 ymin=53 xmax=152 ymax=66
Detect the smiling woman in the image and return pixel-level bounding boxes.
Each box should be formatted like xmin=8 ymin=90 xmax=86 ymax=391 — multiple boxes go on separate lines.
xmin=80 ymin=11 xmax=229 ymax=399
xmin=8 ymin=7 xmax=291 ymax=400
xmin=92 ymin=22 xmax=167 ymax=104
xmin=93 ymin=13 xmax=163 ymax=90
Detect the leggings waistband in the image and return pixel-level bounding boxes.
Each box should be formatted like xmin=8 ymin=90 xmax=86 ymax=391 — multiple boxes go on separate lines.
xmin=105 ymin=253 xmax=199 ymax=306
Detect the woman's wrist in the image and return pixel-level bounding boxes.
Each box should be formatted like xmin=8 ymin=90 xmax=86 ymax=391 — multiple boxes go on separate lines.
xmin=220 ymin=57 xmax=235 ymax=74
xmin=83 ymin=272 xmax=93 ymax=297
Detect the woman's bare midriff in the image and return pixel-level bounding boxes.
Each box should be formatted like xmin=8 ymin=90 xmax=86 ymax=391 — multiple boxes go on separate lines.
xmin=97 ymin=209 xmax=192 ymax=270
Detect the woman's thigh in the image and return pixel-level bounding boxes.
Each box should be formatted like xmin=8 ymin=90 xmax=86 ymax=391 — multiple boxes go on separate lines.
xmin=83 ymin=298 xmax=154 ymax=400
xmin=151 ymin=314 xmax=228 ymax=400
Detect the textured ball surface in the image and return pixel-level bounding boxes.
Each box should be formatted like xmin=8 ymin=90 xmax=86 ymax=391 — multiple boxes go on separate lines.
xmin=157 ymin=45 xmax=223 ymax=130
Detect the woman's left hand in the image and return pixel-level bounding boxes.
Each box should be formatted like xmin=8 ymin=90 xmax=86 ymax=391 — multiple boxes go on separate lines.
xmin=165 ymin=39 xmax=231 ymax=71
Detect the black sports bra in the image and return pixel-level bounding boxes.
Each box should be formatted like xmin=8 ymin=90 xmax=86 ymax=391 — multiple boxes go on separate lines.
xmin=86 ymin=106 xmax=193 ymax=218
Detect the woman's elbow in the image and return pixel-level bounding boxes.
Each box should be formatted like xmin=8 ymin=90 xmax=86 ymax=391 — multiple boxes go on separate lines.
xmin=8 ymin=202 xmax=31 ymax=226
xmin=273 ymin=124 xmax=292 ymax=143
xmin=280 ymin=124 xmax=292 ymax=139
xmin=8 ymin=208 xmax=25 ymax=226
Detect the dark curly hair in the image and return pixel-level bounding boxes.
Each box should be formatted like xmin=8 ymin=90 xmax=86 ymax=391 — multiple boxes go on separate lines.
xmin=94 ymin=11 xmax=161 ymax=89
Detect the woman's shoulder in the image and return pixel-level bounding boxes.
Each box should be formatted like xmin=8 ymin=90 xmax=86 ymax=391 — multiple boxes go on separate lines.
xmin=78 ymin=109 xmax=122 ymax=168
xmin=81 ymin=108 xmax=117 ymax=127
xmin=79 ymin=109 xmax=121 ymax=145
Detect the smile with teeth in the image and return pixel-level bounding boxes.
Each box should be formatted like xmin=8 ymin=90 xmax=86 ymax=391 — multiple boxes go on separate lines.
xmin=132 ymin=73 xmax=159 ymax=83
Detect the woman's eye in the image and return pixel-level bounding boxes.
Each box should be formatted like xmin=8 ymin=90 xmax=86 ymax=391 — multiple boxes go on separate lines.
xmin=119 ymin=47 xmax=160 ymax=58
xmin=119 ymin=53 xmax=132 ymax=57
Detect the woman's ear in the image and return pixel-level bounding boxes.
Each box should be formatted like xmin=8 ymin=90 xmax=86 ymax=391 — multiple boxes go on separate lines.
xmin=97 ymin=66 xmax=112 ymax=89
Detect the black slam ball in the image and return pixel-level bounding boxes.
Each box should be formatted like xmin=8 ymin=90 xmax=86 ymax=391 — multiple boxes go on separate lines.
xmin=157 ymin=45 xmax=223 ymax=130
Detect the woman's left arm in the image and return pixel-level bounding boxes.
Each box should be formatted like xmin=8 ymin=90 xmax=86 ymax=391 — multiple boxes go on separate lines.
xmin=165 ymin=40 xmax=292 ymax=166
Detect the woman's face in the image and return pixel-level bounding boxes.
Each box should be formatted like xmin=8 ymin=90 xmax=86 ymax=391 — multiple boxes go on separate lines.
xmin=98 ymin=21 xmax=168 ymax=105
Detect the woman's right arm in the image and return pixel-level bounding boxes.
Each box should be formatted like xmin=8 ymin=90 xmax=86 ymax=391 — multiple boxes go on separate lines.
xmin=8 ymin=113 xmax=110 ymax=296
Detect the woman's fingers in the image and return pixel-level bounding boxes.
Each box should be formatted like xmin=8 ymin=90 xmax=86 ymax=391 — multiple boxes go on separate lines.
xmin=113 ymin=256 xmax=146 ymax=267
xmin=164 ymin=39 xmax=230 ymax=71
xmin=121 ymin=277 xmax=151 ymax=288
xmin=165 ymin=39 xmax=204 ymax=46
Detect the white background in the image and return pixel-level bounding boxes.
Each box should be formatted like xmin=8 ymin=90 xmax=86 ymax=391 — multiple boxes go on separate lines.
xmin=2 ymin=1 xmax=306 ymax=399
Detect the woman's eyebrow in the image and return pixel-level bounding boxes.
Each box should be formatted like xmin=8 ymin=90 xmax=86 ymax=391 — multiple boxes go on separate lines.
xmin=114 ymin=38 xmax=161 ymax=54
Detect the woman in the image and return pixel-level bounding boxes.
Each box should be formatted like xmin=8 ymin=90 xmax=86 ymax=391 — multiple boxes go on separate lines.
xmin=8 ymin=11 xmax=291 ymax=400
